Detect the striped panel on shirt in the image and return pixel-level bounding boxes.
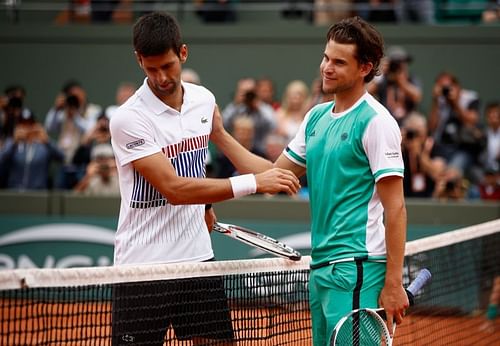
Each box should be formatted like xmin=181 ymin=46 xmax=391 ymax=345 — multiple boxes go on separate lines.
xmin=129 ymin=134 xmax=209 ymax=209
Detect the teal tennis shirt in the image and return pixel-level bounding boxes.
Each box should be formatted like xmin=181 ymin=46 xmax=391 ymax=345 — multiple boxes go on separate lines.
xmin=284 ymin=92 xmax=404 ymax=268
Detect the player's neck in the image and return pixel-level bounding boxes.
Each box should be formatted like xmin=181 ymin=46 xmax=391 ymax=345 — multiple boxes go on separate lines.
xmin=160 ymin=86 xmax=184 ymax=112
xmin=332 ymin=86 xmax=366 ymax=113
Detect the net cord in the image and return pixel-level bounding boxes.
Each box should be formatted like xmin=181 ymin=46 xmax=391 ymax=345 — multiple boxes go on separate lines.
xmin=0 ymin=219 xmax=498 ymax=290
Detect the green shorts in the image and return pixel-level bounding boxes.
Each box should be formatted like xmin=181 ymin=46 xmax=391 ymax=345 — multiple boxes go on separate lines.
xmin=309 ymin=260 xmax=386 ymax=346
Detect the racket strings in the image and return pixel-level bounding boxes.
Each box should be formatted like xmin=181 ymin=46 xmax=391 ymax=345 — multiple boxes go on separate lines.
xmin=335 ymin=311 xmax=391 ymax=345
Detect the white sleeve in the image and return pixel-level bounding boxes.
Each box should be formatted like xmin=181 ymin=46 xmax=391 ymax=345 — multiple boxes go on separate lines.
xmin=362 ymin=114 xmax=404 ymax=181
xmin=110 ymin=109 xmax=161 ymax=167
xmin=283 ymin=110 xmax=311 ymax=167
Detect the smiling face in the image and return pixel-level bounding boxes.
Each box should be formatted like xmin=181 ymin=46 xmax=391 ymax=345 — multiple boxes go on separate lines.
xmin=136 ymin=45 xmax=187 ymax=102
xmin=320 ymin=40 xmax=371 ymax=96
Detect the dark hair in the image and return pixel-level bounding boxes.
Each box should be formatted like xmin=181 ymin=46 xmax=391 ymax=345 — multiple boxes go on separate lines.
xmin=62 ymin=79 xmax=82 ymax=95
xmin=133 ymin=12 xmax=182 ymax=57
xmin=326 ymin=16 xmax=384 ymax=83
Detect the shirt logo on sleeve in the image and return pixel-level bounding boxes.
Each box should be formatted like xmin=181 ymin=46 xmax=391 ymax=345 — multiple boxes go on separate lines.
xmin=385 ymin=151 xmax=400 ymax=159
xmin=201 ymin=116 xmax=208 ymax=124
xmin=126 ymin=139 xmax=145 ymax=149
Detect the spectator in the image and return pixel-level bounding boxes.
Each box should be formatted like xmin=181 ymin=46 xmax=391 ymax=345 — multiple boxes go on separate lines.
xmin=222 ymin=77 xmax=277 ymax=153
xmin=275 ymin=79 xmax=310 ymax=141
xmin=215 ymin=116 xmax=265 ymax=178
xmin=256 ymin=76 xmax=281 ymax=111
xmin=306 ymin=75 xmax=335 ymax=110
xmin=401 ymin=112 xmax=441 ymax=198
xmin=482 ymin=102 xmax=500 ymax=173
xmin=73 ymin=143 xmax=119 ymax=196
xmin=195 ymin=0 xmax=237 ymax=23
xmin=314 ymin=0 xmax=353 ymax=25
xmin=398 ymin=0 xmax=435 ymax=23
xmin=0 ymin=85 xmax=34 ymax=146
xmin=0 ymin=114 xmax=64 ymax=190
xmin=428 ymin=72 xmax=483 ymax=178
xmin=482 ymin=0 xmax=500 ymax=23
xmin=433 ymin=166 xmax=468 ymax=201
xmin=105 ymin=81 xmax=136 ymax=119
xmin=72 ymin=111 xmax=112 ymax=174
xmin=45 ymin=94 xmax=88 ymax=189
xmin=181 ymin=68 xmax=201 ymax=85
xmin=45 ymin=80 xmax=101 ymax=132
xmin=368 ymin=45 xmax=422 ymax=126
xmin=479 ymin=166 xmax=500 ymax=201
xmin=356 ymin=0 xmax=398 ymax=23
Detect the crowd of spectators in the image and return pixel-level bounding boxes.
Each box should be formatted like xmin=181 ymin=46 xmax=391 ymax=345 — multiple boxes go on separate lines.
xmin=0 ymin=50 xmax=498 ymax=201
xmin=54 ymin=1 xmax=500 ymax=25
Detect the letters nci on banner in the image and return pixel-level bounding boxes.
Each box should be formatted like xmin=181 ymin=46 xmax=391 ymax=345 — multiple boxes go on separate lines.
xmin=0 ymin=224 xmax=114 ymax=269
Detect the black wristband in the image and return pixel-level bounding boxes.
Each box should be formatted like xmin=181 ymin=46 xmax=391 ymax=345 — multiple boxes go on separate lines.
xmin=205 ymin=204 xmax=213 ymax=211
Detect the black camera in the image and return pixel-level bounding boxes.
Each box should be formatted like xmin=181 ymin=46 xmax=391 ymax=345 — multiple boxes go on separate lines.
xmin=388 ymin=60 xmax=402 ymax=74
xmin=445 ymin=179 xmax=458 ymax=192
xmin=65 ymin=95 xmax=80 ymax=109
xmin=406 ymin=129 xmax=417 ymax=140
xmin=442 ymin=85 xmax=451 ymax=98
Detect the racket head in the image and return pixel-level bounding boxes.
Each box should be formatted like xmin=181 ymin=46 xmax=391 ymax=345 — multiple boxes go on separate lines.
xmin=331 ymin=308 xmax=393 ymax=346
xmin=213 ymin=222 xmax=302 ymax=261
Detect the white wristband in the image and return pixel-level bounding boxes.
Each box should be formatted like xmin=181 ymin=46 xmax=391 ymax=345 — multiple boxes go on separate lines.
xmin=229 ymin=174 xmax=257 ymax=198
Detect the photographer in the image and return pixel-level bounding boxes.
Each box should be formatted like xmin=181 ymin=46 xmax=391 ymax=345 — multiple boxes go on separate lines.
xmin=368 ymin=46 xmax=422 ymax=125
xmin=222 ymin=77 xmax=276 ymax=153
xmin=73 ymin=143 xmax=119 ymax=196
xmin=401 ymin=112 xmax=441 ymax=198
xmin=0 ymin=114 xmax=64 ymax=190
xmin=428 ymin=71 xmax=485 ymax=188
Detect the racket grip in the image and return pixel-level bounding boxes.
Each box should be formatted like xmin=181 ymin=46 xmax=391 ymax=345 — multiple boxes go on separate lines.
xmin=406 ymin=268 xmax=432 ymax=306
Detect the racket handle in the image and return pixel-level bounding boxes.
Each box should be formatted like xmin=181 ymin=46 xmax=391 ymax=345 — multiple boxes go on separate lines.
xmin=405 ymin=268 xmax=432 ymax=306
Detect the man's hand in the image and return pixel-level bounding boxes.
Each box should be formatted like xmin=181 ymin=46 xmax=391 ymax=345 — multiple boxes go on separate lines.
xmin=255 ymin=168 xmax=300 ymax=196
xmin=378 ymin=284 xmax=409 ymax=336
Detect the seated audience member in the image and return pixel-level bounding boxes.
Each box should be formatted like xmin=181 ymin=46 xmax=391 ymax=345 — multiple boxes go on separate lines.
xmin=483 ymin=102 xmax=500 ymax=173
xmin=368 ymin=46 xmax=422 ymax=126
xmin=215 ymin=116 xmax=265 ymax=178
xmin=0 ymin=114 xmax=64 ymax=190
xmin=401 ymin=112 xmax=441 ymax=198
xmin=72 ymin=111 xmax=112 ymax=173
xmin=73 ymin=143 xmax=119 ymax=196
xmin=275 ymin=80 xmax=310 ymax=142
xmin=222 ymin=77 xmax=276 ymax=153
xmin=195 ymin=0 xmax=237 ymax=23
xmin=105 ymin=81 xmax=136 ymax=119
xmin=314 ymin=0 xmax=353 ymax=25
xmin=479 ymin=166 xmax=500 ymax=201
xmin=256 ymin=77 xmax=281 ymax=111
xmin=482 ymin=0 xmax=500 ymax=23
xmin=181 ymin=68 xmax=201 ymax=85
xmin=433 ymin=166 xmax=468 ymax=201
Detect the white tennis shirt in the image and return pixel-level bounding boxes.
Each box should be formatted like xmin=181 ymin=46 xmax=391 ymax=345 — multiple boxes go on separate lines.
xmin=110 ymin=78 xmax=215 ymax=265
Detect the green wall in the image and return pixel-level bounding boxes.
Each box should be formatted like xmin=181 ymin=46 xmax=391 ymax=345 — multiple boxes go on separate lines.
xmin=1 ymin=21 xmax=499 ymax=122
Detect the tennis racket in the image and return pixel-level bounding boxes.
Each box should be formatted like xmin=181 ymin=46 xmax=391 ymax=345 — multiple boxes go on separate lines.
xmin=212 ymin=222 xmax=302 ymax=261
xmin=330 ymin=268 xmax=432 ymax=346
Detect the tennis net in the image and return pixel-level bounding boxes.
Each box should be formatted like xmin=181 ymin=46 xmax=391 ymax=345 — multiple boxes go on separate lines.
xmin=0 ymin=219 xmax=499 ymax=345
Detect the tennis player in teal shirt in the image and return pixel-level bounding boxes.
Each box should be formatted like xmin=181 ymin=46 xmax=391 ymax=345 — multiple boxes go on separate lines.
xmin=214 ymin=16 xmax=410 ymax=345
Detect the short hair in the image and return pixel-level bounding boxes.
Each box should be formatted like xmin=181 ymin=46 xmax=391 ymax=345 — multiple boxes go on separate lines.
xmin=133 ymin=11 xmax=182 ymax=57
xmin=326 ymin=17 xmax=384 ymax=83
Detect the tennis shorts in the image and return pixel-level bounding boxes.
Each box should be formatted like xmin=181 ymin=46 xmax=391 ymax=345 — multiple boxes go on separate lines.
xmin=112 ymin=273 xmax=234 ymax=345
xmin=309 ymin=260 xmax=386 ymax=346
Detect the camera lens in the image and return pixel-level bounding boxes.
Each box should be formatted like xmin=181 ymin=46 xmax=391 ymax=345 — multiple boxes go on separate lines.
xmin=442 ymin=86 xmax=450 ymax=97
